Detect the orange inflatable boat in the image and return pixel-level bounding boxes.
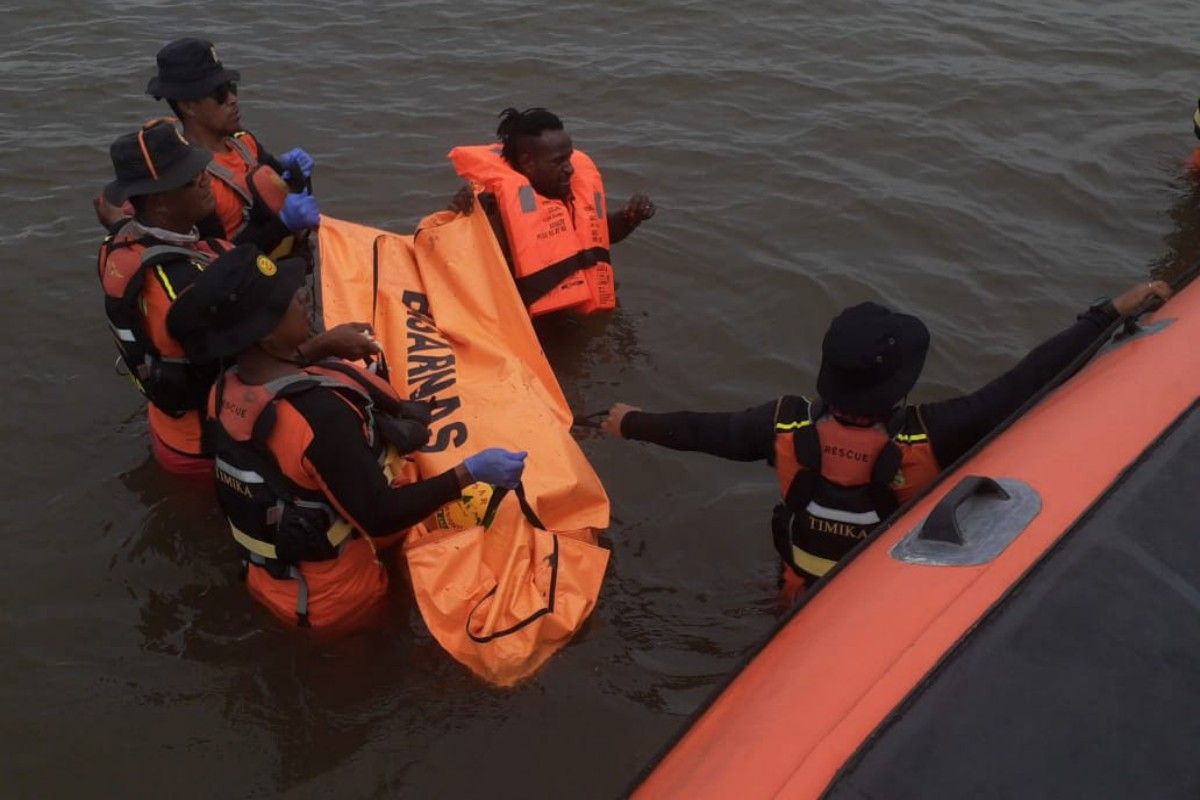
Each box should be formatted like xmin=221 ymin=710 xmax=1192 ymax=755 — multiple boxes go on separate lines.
xmin=635 ymin=269 xmax=1200 ymax=798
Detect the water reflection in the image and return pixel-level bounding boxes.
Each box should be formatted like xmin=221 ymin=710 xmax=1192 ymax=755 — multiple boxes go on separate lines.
xmin=1150 ymin=163 xmax=1200 ymax=284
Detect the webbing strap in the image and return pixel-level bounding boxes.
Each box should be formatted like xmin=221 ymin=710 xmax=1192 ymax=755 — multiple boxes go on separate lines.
xmin=230 ymin=518 xmax=353 ymax=561
xmin=514 ymin=246 xmax=610 ymax=306
xmin=206 ymin=160 xmax=253 ymax=207
xmin=244 ymin=552 xmax=313 ymax=627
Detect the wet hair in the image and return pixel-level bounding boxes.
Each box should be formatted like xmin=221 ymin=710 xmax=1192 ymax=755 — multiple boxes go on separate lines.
xmin=496 ymin=107 xmax=563 ymax=166
xmin=166 ymin=99 xmax=183 ymax=118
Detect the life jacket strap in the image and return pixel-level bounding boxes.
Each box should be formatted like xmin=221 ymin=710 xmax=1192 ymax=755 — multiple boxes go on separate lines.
xmin=229 ymin=516 xmax=353 ymax=562
xmin=244 ymin=551 xmax=311 ymax=627
xmin=514 ymin=246 xmax=610 ymax=306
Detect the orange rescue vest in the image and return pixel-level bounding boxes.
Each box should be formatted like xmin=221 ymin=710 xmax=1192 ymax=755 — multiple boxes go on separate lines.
xmin=206 ymin=131 xmax=292 ymax=248
xmin=449 ymin=144 xmax=615 ymax=316
xmin=771 ymin=395 xmax=940 ymax=580
xmin=209 ymin=358 xmax=431 ymax=626
xmin=98 ymin=222 xmax=230 ymax=454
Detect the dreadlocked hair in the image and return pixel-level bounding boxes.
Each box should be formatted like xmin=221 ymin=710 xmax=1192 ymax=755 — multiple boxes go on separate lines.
xmin=496 ymin=107 xmax=563 ymax=166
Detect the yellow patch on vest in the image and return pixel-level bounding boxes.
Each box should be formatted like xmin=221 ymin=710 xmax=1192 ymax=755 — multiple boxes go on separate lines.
xmin=256 ymin=255 xmax=277 ymax=276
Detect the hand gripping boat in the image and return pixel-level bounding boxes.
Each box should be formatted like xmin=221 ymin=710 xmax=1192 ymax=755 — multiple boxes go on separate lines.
xmin=635 ymin=270 xmax=1200 ymax=798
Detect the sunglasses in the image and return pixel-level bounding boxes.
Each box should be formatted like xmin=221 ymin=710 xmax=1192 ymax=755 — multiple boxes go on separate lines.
xmin=209 ymin=81 xmax=238 ymax=104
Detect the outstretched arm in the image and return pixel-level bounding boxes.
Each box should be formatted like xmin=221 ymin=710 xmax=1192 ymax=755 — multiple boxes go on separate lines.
xmin=603 ymin=400 xmax=778 ymax=462
xmin=921 ymin=280 xmax=1172 ymax=466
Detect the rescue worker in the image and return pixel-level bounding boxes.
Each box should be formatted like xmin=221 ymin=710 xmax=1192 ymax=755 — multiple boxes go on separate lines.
xmin=98 ymin=119 xmax=369 ymax=476
xmin=600 ymin=280 xmax=1172 ymax=606
xmin=95 ymin=38 xmax=318 ymax=256
xmin=166 ymin=244 xmax=528 ymax=628
xmin=449 ymin=107 xmax=656 ymax=316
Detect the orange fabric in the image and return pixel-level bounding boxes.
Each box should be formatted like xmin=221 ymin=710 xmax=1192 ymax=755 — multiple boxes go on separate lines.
xmin=148 ymin=422 xmax=211 ymax=476
xmin=215 ymin=366 xmax=414 ymax=628
xmin=247 ymin=164 xmax=289 ymax=216
xmin=772 ymin=409 xmax=939 ymax=501
xmin=404 ymin=493 xmax=609 ymax=687
xmin=449 ymin=144 xmax=614 ymax=316
xmin=812 ymin=418 xmax=888 ymax=486
xmin=316 ymin=208 xmax=610 ymax=683
xmin=891 ymin=437 xmax=940 ymax=504
xmin=99 ymin=231 xmax=225 ymax=459
xmin=245 ymin=536 xmax=388 ymax=629
xmin=208 ymin=131 xmax=262 ymax=238
xmin=147 ymin=405 xmax=204 ymax=459
xmin=636 ymin=281 xmax=1200 ymax=799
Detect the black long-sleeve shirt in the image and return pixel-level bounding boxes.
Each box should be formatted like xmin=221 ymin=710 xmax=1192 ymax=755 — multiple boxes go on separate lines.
xmin=620 ymin=304 xmax=1119 ymax=470
xmin=286 ymin=390 xmax=462 ymax=538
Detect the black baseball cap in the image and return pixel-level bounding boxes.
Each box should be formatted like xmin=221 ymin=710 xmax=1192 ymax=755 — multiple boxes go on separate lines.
xmin=816 ymin=302 xmax=930 ymax=415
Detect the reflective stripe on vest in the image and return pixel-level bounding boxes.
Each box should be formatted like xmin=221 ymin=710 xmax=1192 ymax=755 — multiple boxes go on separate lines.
xmin=230 ymin=518 xmax=353 ymax=561
xmin=213 ymin=362 xmax=402 ymax=565
xmin=771 ymin=396 xmax=937 ymax=579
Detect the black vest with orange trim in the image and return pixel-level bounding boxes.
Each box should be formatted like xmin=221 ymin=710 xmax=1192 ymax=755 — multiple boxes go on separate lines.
xmin=771 ymin=395 xmax=940 ymax=580
xmin=97 ymin=221 xmax=228 ymax=416
xmin=449 ymin=144 xmax=615 ymax=316
xmin=209 ymin=358 xmax=431 ymax=567
xmin=203 ymin=131 xmax=293 ymax=253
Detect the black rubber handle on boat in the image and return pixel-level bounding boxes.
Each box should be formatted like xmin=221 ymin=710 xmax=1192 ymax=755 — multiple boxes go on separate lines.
xmin=919 ymin=475 xmax=1010 ymax=545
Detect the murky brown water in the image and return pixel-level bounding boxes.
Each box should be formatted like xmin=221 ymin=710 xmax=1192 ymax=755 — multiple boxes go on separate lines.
xmin=3 ymin=1 xmax=1199 ymax=797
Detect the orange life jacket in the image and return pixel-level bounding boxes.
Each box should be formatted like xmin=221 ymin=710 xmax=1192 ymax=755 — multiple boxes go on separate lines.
xmin=771 ymin=395 xmax=940 ymax=580
xmin=206 ymin=131 xmax=292 ymax=247
xmin=209 ymin=358 xmax=431 ymax=627
xmin=449 ymin=144 xmax=615 ymax=316
xmin=97 ymin=221 xmax=231 ymax=456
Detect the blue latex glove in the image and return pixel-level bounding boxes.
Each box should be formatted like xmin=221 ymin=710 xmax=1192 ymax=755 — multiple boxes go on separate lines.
xmin=279 ymin=189 xmax=320 ymax=232
xmin=279 ymin=147 xmax=315 ymax=180
xmin=464 ymin=449 xmax=527 ymax=489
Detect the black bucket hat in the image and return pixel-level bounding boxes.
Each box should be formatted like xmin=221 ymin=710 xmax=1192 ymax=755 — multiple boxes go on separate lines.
xmin=104 ymin=118 xmax=212 ymax=204
xmin=167 ymin=244 xmax=307 ymax=363
xmin=146 ymin=38 xmax=241 ymax=101
xmin=816 ymin=302 xmax=930 ymax=415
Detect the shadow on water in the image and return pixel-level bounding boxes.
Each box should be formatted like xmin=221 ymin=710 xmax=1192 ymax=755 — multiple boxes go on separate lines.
xmin=533 ymin=305 xmax=646 ymax=416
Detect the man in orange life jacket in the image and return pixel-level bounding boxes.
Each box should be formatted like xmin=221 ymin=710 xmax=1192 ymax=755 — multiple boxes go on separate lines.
xmin=601 ymin=280 xmax=1171 ymax=606
xmin=450 ymin=107 xmax=656 ymax=316
xmin=167 ymin=245 xmax=529 ymax=628
xmin=98 ymin=119 xmax=377 ymax=477
xmin=95 ymin=38 xmax=318 ymax=257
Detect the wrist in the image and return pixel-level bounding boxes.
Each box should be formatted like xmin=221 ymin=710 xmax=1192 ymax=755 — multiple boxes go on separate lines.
xmin=454 ymin=463 xmax=474 ymax=488
xmin=617 ymin=410 xmax=637 ymax=438
xmin=1079 ymin=296 xmax=1117 ymax=326
xmin=295 ymin=340 xmax=314 ymax=365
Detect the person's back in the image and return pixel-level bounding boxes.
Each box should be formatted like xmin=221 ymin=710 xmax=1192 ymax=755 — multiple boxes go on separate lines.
xmin=603 ymin=282 xmax=1170 ymax=607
